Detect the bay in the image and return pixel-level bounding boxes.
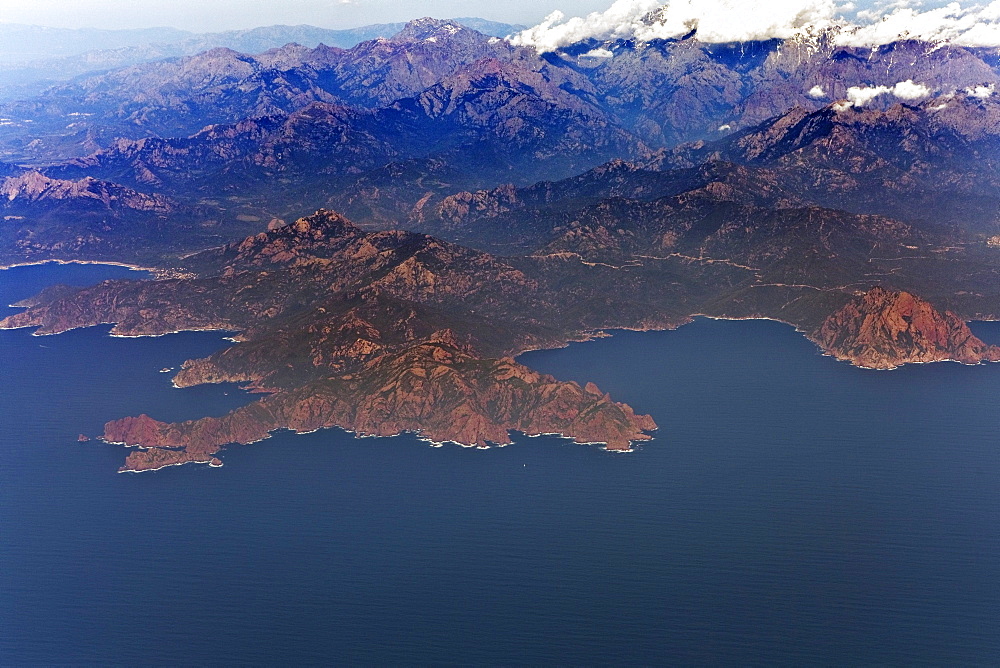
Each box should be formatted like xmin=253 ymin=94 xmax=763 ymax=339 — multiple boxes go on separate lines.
xmin=2 ymin=264 xmax=999 ymax=665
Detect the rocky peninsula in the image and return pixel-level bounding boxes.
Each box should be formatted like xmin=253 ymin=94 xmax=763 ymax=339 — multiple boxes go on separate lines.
xmin=3 ymin=208 xmax=996 ymax=472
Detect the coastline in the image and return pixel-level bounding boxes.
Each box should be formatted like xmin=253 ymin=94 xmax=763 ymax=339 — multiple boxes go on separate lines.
xmin=0 ymin=258 xmax=179 ymax=279
xmin=5 ymin=264 xmax=996 ymax=474
xmin=111 ymin=423 xmax=655 ymax=473
xmin=518 ymin=314 xmax=1000 ymax=372
xmin=117 ymin=457 xmax=224 ymax=474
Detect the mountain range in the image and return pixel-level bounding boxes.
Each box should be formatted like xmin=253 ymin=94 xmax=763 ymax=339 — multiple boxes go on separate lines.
xmin=1 ymin=15 xmax=999 ymax=470
xmin=0 ymin=18 xmax=525 ymax=102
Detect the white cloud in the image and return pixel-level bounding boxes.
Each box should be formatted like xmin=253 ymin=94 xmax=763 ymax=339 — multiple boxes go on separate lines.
xmin=510 ymin=1 xmax=662 ymax=53
xmin=635 ymin=0 xmax=839 ymax=42
xmin=847 ymin=83 xmax=892 ymax=106
xmin=836 ymin=0 xmax=1000 ymax=47
xmin=891 ymin=79 xmax=932 ymax=100
xmin=512 ymin=0 xmax=1000 ymax=52
xmin=966 ymin=83 xmax=995 ymax=98
xmin=511 ymin=0 xmax=839 ymax=51
xmin=807 ymin=84 xmax=827 ymax=98
xmin=844 ymin=79 xmax=931 ymax=106
xmin=581 ymin=47 xmax=615 ymax=57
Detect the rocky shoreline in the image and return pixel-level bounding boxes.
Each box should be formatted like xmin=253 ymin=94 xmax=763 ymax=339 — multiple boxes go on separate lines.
xmin=3 ymin=211 xmax=996 ymax=472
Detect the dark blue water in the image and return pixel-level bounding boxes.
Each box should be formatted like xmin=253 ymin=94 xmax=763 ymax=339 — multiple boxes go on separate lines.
xmin=2 ymin=265 xmax=1000 ymax=666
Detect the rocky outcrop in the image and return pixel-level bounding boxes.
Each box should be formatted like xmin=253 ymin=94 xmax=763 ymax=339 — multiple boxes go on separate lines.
xmin=812 ymin=287 xmax=1000 ymax=369
xmin=106 ymin=332 xmax=656 ymax=472
xmin=0 ymin=171 xmax=173 ymax=212
xmin=0 ymin=209 xmax=541 ymax=337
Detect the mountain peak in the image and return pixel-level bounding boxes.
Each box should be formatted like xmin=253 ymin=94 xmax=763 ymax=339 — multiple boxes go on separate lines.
xmin=285 ymin=209 xmax=362 ymax=238
xmin=394 ymin=17 xmax=468 ymax=42
xmin=812 ymin=287 xmax=1000 ymax=369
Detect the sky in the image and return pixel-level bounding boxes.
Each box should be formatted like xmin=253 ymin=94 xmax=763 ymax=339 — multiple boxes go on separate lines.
xmin=0 ymin=0 xmax=973 ymax=39
xmin=0 ymin=0 xmax=616 ymax=32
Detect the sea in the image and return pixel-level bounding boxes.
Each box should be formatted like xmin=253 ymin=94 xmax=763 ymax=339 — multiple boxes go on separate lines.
xmin=2 ymin=263 xmax=999 ymax=666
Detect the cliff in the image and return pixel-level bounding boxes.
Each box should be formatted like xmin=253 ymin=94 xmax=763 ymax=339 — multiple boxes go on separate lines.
xmin=107 ymin=331 xmax=656 ymax=472
xmin=811 ymin=287 xmax=1000 ymax=369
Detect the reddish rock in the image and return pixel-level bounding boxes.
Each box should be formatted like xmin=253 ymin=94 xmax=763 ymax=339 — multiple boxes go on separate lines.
xmin=103 ymin=333 xmax=657 ymax=469
xmin=118 ymin=447 xmax=216 ymax=473
xmin=105 ymin=414 xmax=182 ymax=447
xmin=812 ymin=287 xmax=1000 ymax=369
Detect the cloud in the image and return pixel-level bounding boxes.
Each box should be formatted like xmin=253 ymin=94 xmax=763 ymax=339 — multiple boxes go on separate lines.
xmin=891 ymin=79 xmax=932 ymax=100
xmin=846 ymin=84 xmax=892 ymax=106
xmin=637 ymin=0 xmax=838 ymax=42
xmin=510 ymin=0 xmax=662 ymax=53
xmin=834 ymin=0 xmax=1000 ymax=47
xmin=581 ymin=47 xmax=616 ymax=57
xmin=844 ymin=79 xmax=932 ymax=106
xmin=966 ymin=83 xmax=996 ymax=97
xmin=808 ymin=84 xmax=827 ymax=98
xmin=511 ymin=0 xmax=1000 ymax=52
xmin=510 ymin=0 xmax=839 ymax=51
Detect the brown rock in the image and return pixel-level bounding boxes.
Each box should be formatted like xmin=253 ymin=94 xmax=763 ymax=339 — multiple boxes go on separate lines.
xmin=812 ymin=287 xmax=1000 ymax=369
xmin=119 ymin=447 xmax=218 ymax=473
xmin=102 ymin=333 xmax=657 ymax=469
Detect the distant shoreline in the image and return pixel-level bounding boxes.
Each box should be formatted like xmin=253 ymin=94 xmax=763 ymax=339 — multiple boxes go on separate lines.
xmin=0 ymin=259 xmax=174 ymax=279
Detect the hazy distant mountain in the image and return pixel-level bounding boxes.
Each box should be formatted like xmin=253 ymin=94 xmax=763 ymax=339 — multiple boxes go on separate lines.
xmin=42 ymin=56 xmax=643 ymax=212
xmin=0 ymin=24 xmax=193 ymax=64
xmin=655 ymin=96 xmax=1000 ymax=231
xmin=555 ymin=37 xmax=1000 ymax=147
xmin=0 ymin=18 xmax=996 ymax=273
xmin=0 ymin=20 xmax=600 ymax=163
xmin=3 ymin=19 xmax=997 ymax=168
xmin=0 ymin=18 xmax=525 ymax=102
xmin=404 ymin=94 xmax=1000 ymax=256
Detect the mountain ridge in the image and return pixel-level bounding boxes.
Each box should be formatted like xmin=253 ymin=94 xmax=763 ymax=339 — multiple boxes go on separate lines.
xmin=0 ymin=19 xmax=526 ymax=103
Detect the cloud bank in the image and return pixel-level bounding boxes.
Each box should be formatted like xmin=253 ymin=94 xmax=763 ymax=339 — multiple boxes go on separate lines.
xmin=510 ymin=0 xmax=663 ymax=53
xmin=840 ymin=1 xmax=1000 ymax=47
xmin=843 ymin=80 xmax=933 ymax=107
xmin=511 ymin=0 xmax=1000 ymax=51
xmin=510 ymin=0 xmax=838 ymax=51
